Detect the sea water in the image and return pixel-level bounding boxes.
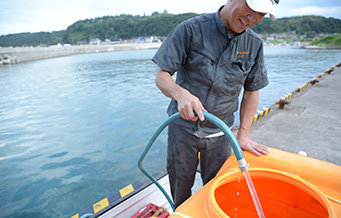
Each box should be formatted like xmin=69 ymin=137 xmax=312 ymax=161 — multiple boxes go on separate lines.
xmin=0 ymin=46 xmax=340 ymax=217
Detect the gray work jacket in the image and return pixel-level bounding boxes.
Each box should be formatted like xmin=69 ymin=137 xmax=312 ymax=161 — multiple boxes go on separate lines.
xmin=152 ymin=7 xmax=269 ymax=137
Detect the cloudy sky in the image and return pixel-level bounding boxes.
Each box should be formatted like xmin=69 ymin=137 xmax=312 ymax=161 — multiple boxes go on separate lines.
xmin=1 ymin=0 xmax=340 ymax=35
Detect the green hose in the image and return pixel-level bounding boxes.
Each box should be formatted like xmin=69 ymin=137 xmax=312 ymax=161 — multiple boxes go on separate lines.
xmin=79 ymin=213 xmax=93 ymax=218
xmin=137 ymin=111 xmax=246 ymax=211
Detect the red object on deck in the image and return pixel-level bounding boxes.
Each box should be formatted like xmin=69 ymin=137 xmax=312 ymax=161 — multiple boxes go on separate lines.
xmin=157 ymin=211 xmax=170 ymax=218
xmin=131 ymin=203 xmax=169 ymax=218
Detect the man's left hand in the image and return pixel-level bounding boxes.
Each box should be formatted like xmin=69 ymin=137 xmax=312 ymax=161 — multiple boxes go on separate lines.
xmin=237 ymin=136 xmax=269 ymax=156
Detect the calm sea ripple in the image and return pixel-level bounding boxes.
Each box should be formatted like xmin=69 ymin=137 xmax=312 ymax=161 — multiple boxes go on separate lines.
xmin=0 ymin=46 xmax=340 ymax=217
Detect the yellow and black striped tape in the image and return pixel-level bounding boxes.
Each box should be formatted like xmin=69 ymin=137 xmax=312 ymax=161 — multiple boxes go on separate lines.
xmin=253 ymin=107 xmax=271 ymax=123
xmin=318 ymin=72 xmax=326 ymax=78
xmin=308 ymin=77 xmax=318 ymax=83
xmin=276 ymin=93 xmax=293 ymax=104
xmin=295 ymin=83 xmax=308 ymax=92
xmin=70 ymin=181 xmax=141 ymax=218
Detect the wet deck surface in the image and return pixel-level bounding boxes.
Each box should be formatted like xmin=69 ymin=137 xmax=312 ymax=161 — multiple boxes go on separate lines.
xmin=250 ymin=65 xmax=341 ymax=166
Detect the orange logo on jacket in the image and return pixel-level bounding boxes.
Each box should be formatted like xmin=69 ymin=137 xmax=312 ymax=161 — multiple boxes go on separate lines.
xmin=237 ymin=51 xmax=249 ymax=58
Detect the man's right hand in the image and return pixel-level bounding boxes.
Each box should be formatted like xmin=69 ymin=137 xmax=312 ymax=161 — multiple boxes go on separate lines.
xmin=155 ymin=68 xmax=206 ymax=122
xmin=175 ymin=89 xmax=206 ymax=122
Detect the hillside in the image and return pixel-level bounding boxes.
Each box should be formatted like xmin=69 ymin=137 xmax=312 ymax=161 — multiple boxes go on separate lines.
xmin=63 ymin=13 xmax=197 ymax=44
xmin=251 ymin=16 xmax=341 ymax=36
xmin=0 ymin=31 xmax=64 ymax=47
xmin=311 ymin=35 xmax=341 ymax=46
xmin=0 ymin=13 xmax=340 ymax=47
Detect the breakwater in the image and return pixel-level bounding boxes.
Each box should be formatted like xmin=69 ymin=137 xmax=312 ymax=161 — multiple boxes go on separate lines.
xmin=0 ymin=42 xmax=162 ymax=65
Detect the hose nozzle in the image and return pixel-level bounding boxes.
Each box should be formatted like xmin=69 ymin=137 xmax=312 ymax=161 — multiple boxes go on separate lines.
xmin=238 ymin=158 xmax=249 ymax=172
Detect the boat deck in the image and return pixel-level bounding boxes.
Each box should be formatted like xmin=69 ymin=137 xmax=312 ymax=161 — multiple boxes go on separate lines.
xmin=72 ymin=170 xmax=203 ymax=218
xmin=98 ymin=171 xmax=203 ymax=218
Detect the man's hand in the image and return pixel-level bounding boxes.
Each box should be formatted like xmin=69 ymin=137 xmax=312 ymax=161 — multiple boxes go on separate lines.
xmin=175 ymin=89 xmax=206 ymax=121
xmin=238 ymin=90 xmax=269 ymax=156
xmin=237 ymin=135 xmax=269 ymax=156
xmin=155 ymin=68 xmax=206 ymax=121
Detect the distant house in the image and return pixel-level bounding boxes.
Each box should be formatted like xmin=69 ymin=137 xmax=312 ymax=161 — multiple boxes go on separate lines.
xmin=259 ymin=33 xmax=298 ymax=41
xmin=100 ymin=38 xmax=123 ymax=45
xmin=77 ymin=41 xmax=87 ymax=45
xmin=258 ymin=34 xmax=274 ymax=40
xmin=111 ymin=38 xmax=123 ymax=44
xmin=89 ymin=38 xmax=101 ymax=45
xmin=314 ymin=33 xmax=326 ymax=39
xmin=273 ymin=33 xmax=298 ymax=40
xmin=133 ymin=36 xmax=161 ymax=43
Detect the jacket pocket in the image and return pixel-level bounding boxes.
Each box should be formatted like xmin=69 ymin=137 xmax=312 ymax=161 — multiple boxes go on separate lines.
xmin=183 ymin=48 xmax=216 ymax=88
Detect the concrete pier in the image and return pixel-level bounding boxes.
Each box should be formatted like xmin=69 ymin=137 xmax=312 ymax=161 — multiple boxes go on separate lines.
xmin=250 ymin=64 xmax=341 ymax=165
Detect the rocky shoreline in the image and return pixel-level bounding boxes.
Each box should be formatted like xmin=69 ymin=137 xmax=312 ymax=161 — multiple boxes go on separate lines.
xmin=0 ymin=42 xmax=162 ymax=65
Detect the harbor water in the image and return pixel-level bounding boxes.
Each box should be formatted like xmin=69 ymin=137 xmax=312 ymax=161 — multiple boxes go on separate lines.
xmin=0 ymin=46 xmax=340 ymax=217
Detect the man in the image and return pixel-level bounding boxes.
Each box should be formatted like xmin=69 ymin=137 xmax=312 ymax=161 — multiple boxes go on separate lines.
xmin=152 ymin=0 xmax=278 ymax=208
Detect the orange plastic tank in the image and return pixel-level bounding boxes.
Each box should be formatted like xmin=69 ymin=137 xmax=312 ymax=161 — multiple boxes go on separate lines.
xmin=169 ymin=148 xmax=341 ymax=218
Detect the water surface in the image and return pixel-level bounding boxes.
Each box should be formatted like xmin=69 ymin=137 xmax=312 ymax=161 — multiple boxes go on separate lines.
xmin=0 ymin=46 xmax=340 ymax=217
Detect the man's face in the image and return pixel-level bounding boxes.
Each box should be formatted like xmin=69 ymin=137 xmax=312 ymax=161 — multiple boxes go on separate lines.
xmin=223 ymin=0 xmax=266 ymax=34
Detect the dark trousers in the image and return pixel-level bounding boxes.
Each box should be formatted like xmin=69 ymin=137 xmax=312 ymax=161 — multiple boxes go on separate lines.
xmin=167 ymin=122 xmax=232 ymax=208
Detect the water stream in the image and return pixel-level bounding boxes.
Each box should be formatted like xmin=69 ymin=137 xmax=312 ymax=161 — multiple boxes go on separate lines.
xmin=243 ymin=171 xmax=266 ymax=218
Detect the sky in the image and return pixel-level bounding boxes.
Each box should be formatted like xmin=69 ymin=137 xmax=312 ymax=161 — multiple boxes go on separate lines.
xmin=1 ymin=0 xmax=341 ymax=35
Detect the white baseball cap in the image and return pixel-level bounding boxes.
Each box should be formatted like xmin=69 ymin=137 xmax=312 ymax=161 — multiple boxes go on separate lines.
xmin=246 ymin=0 xmax=278 ymax=21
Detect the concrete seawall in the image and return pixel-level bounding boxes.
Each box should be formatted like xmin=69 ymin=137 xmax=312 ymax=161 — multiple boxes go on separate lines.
xmin=249 ymin=64 xmax=341 ymax=165
xmin=0 ymin=42 xmax=162 ymax=64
